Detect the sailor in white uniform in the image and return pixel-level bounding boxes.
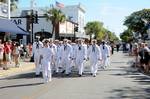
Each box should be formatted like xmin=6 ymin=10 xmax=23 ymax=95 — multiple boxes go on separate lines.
xmin=100 ymin=41 xmax=110 ymax=69
xmin=61 ymin=39 xmax=72 ymax=75
xmin=32 ymin=37 xmax=43 ymax=76
xmin=39 ymin=39 xmax=54 ymax=83
xmin=49 ymin=39 xmax=57 ymax=73
xmin=55 ymin=40 xmax=62 ymax=73
xmin=87 ymin=40 xmax=102 ymax=77
xmin=75 ymin=39 xmax=86 ymax=76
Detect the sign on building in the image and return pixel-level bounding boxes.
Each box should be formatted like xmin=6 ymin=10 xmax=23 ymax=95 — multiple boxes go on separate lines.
xmin=11 ymin=18 xmax=27 ymax=30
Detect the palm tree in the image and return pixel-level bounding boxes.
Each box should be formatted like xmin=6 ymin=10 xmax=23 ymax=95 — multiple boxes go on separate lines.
xmin=44 ymin=8 xmax=66 ymax=39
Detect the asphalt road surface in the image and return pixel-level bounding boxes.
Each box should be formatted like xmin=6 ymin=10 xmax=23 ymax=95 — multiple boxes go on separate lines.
xmin=0 ymin=52 xmax=150 ymax=99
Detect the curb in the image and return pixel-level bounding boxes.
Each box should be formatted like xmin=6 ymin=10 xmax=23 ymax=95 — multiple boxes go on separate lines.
xmin=0 ymin=62 xmax=35 ymax=79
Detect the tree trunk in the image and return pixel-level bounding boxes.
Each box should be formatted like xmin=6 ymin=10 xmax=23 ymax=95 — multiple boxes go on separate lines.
xmin=52 ymin=24 xmax=55 ymax=39
xmin=90 ymin=34 xmax=92 ymax=42
xmin=55 ymin=23 xmax=59 ymax=39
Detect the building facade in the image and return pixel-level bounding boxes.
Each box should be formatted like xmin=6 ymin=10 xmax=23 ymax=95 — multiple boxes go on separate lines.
xmin=10 ymin=3 xmax=88 ymax=43
xmin=61 ymin=3 xmax=86 ymax=38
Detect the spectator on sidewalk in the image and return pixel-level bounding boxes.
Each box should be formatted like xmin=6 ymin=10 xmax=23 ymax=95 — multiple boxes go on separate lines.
xmin=133 ymin=43 xmax=139 ymax=67
xmin=143 ymin=43 xmax=150 ymax=73
xmin=116 ymin=43 xmax=120 ymax=52
xmin=0 ymin=40 xmax=4 ymax=67
xmin=7 ymin=40 xmax=12 ymax=64
xmin=138 ymin=43 xmax=150 ymax=73
xmin=3 ymin=42 xmax=11 ymax=70
xmin=28 ymin=43 xmax=32 ymax=57
xmin=126 ymin=43 xmax=130 ymax=54
xmin=11 ymin=41 xmax=16 ymax=62
xmin=12 ymin=43 xmax=20 ymax=67
xmin=129 ymin=43 xmax=133 ymax=56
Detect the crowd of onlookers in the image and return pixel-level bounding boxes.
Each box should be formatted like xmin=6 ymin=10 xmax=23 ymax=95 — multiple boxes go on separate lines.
xmin=115 ymin=42 xmax=150 ymax=73
xmin=0 ymin=40 xmax=32 ymax=70
xmin=129 ymin=42 xmax=150 ymax=73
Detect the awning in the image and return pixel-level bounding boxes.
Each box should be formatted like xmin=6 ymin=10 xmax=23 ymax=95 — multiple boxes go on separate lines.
xmin=0 ymin=18 xmax=29 ymax=35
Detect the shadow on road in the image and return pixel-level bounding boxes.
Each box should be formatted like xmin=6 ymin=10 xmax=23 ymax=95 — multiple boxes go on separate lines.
xmin=108 ymin=87 xmax=150 ymax=99
xmin=108 ymin=64 xmax=150 ymax=99
xmin=2 ymin=72 xmax=36 ymax=80
xmin=1 ymin=71 xmax=93 ymax=80
xmin=0 ymin=82 xmax=43 ymax=90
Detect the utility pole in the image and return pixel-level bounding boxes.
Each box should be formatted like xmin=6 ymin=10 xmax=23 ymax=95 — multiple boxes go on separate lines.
xmin=8 ymin=0 xmax=10 ymax=19
xmin=30 ymin=0 xmax=36 ymax=43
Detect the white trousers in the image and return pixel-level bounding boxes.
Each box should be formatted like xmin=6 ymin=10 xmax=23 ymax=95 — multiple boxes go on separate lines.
xmin=61 ymin=58 xmax=71 ymax=74
xmin=102 ymin=56 xmax=108 ymax=68
xmin=34 ymin=55 xmax=41 ymax=75
xmin=76 ymin=58 xmax=84 ymax=75
xmin=106 ymin=57 xmax=110 ymax=67
xmin=55 ymin=58 xmax=61 ymax=73
xmin=90 ymin=59 xmax=98 ymax=75
xmin=42 ymin=61 xmax=51 ymax=83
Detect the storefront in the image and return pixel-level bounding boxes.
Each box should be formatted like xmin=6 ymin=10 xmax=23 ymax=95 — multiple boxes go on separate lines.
xmin=0 ymin=18 xmax=29 ymax=43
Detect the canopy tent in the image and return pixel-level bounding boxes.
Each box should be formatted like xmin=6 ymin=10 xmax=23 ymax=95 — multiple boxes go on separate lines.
xmin=0 ymin=19 xmax=29 ymax=35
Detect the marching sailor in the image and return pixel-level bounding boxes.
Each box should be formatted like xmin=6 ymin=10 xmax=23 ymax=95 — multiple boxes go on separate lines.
xmin=32 ymin=37 xmax=43 ymax=76
xmin=100 ymin=41 xmax=110 ymax=69
xmin=87 ymin=40 xmax=102 ymax=77
xmin=39 ymin=39 xmax=54 ymax=83
xmin=75 ymin=39 xmax=86 ymax=76
xmin=61 ymin=39 xmax=72 ymax=76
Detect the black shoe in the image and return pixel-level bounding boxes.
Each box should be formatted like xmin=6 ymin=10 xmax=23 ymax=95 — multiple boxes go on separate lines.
xmin=93 ymin=74 xmax=96 ymax=77
xmin=79 ymin=74 xmax=82 ymax=77
xmin=61 ymin=70 xmax=65 ymax=74
xmin=65 ymin=74 xmax=70 ymax=76
xmin=35 ymin=75 xmax=40 ymax=77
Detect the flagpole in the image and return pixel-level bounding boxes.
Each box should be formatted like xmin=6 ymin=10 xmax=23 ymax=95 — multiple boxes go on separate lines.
xmin=8 ymin=0 xmax=10 ymax=19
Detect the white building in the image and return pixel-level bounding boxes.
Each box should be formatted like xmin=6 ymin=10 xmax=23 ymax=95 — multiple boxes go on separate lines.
xmin=60 ymin=3 xmax=86 ymax=38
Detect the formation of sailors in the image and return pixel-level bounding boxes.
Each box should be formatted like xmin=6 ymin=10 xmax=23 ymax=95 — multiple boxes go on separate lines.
xmin=32 ymin=38 xmax=111 ymax=83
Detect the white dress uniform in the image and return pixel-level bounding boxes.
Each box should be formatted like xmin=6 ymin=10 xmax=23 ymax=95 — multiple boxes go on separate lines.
xmin=55 ymin=44 xmax=62 ymax=73
xmin=61 ymin=44 xmax=72 ymax=75
xmin=75 ymin=44 xmax=86 ymax=76
xmin=106 ymin=44 xmax=111 ymax=67
xmin=40 ymin=47 xmax=54 ymax=83
xmin=100 ymin=44 xmax=110 ymax=69
xmin=70 ymin=44 xmax=77 ymax=68
xmin=88 ymin=44 xmax=101 ymax=76
xmin=83 ymin=44 xmax=88 ymax=60
xmin=49 ymin=44 xmax=57 ymax=72
xmin=32 ymin=41 xmax=43 ymax=76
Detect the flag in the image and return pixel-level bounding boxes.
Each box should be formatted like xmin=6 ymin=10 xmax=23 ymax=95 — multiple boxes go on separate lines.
xmin=55 ymin=1 xmax=64 ymax=8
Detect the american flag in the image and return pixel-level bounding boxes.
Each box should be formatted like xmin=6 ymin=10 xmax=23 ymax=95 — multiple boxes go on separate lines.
xmin=55 ymin=1 xmax=64 ymax=8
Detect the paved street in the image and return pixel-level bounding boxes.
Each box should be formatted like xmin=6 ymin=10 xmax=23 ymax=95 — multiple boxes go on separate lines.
xmin=0 ymin=52 xmax=150 ymax=99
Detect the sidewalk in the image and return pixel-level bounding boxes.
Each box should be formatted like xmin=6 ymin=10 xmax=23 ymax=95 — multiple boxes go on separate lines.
xmin=0 ymin=62 xmax=35 ymax=78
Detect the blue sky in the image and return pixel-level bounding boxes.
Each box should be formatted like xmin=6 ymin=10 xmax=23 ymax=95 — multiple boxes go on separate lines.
xmin=18 ymin=0 xmax=150 ymax=37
